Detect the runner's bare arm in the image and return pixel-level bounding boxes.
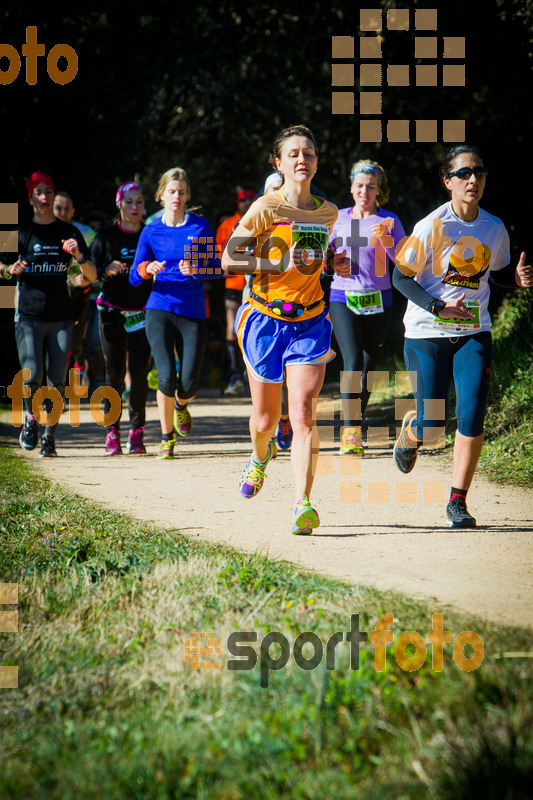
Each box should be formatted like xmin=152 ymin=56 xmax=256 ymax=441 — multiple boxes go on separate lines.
xmin=0 ymin=259 xmax=27 ymax=277
xmin=222 ymin=222 xmax=284 ymax=276
xmin=62 ymin=238 xmax=97 ymax=282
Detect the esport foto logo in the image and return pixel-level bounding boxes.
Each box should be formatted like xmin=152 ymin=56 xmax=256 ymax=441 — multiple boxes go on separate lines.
xmin=185 ymin=613 xmax=484 ymax=688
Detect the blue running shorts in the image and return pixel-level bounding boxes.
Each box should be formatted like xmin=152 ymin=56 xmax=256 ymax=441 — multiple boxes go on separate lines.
xmin=235 ymin=303 xmax=335 ymax=384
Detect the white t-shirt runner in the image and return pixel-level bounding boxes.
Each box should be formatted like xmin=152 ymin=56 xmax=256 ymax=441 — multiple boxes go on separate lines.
xmin=402 ymin=201 xmax=510 ymax=338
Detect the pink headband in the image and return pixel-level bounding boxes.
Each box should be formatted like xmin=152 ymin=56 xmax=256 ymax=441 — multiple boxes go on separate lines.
xmin=116 ymin=182 xmax=143 ymax=207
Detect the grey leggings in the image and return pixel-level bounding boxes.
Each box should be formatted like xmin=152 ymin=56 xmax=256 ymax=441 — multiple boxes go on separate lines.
xmin=15 ymin=318 xmax=73 ymax=435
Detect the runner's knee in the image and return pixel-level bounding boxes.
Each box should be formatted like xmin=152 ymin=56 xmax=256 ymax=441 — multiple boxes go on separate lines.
xmin=288 ymin=399 xmax=314 ymax=430
xmin=457 ymin=421 xmax=485 ymax=437
xmin=252 ymin=410 xmax=278 ymax=433
xmin=176 ymin=384 xmax=198 ymax=401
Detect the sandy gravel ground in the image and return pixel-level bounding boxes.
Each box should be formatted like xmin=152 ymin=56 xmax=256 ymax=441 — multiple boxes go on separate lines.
xmin=3 ymin=391 xmax=532 ymax=628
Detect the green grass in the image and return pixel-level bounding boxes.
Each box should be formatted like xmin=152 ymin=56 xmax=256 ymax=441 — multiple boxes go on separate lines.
xmin=481 ymin=290 xmax=533 ymax=485
xmin=348 ymin=289 xmax=533 ymax=486
xmin=1 ymin=446 xmax=532 ymax=799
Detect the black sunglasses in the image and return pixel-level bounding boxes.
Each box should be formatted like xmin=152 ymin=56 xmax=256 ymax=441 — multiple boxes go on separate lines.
xmin=447 ymin=167 xmax=488 ymax=180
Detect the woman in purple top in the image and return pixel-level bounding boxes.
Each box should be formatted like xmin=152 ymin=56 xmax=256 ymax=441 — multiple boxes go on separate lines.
xmin=328 ymin=160 xmax=405 ymax=454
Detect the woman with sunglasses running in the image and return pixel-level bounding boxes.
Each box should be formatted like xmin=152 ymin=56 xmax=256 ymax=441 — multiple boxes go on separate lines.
xmin=222 ymin=125 xmax=350 ymax=535
xmin=392 ymin=145 xmax=532 ymax=527
xmin=90 ymin=182 xmax=152 ymax=456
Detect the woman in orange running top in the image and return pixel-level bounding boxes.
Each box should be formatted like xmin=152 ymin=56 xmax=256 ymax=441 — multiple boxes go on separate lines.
xmin=222 ymin=125 xmax=350 ymax=535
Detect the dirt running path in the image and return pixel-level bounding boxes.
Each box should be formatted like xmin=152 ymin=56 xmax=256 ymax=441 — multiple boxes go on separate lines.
xmin=4 ymin=392 xmax=532 ymax=628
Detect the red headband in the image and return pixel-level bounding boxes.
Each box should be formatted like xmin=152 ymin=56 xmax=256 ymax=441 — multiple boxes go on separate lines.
xmin=236 ymin=190 xmax=256 ymax=205
xmin=26 ymin=171 xmax=55 ymax=202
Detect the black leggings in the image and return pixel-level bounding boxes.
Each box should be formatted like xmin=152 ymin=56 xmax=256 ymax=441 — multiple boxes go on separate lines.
xmin=70 ymin=290 xmax=91 ymax=368
xmin=15 ymin=318 xmax=73 ymax=436
xmin=98 ymin=308 xmax=151 ymax=430
xmin=145 ymin=309 xmax=208 ymax=399
xmin=329 ymin=301 xmax=392 ymax=424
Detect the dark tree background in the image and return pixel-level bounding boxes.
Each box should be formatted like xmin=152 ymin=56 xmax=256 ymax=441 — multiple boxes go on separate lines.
xmin=1 ymin=0 xmax=531 ymax=246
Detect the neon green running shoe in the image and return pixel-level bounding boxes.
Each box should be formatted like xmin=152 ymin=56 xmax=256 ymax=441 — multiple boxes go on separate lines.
xmin=339 ymin=426 xmax=364 ymax=455
xmin=174 ymin=405 xmax=193 ymax=437
xmin=156 ymin=437 xmax=176 ymax=459
xmin=147 ymin=367 xmax=158 ymax=391
xmin=291 ymin=494 xmax=320 ymax=535
xmin=239 ymin=438 xmax=276 ymax=498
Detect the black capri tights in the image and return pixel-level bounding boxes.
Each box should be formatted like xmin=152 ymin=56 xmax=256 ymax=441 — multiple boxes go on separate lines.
xmin=98 ymin=308 xmax=151 ymax=430
xmin=329 ymin=301 xmax=392 ymax=424
xmin=404 ymin=332 xmax=492 ymax=440
xmin=145 ymin=309 xmax=208 ymax=399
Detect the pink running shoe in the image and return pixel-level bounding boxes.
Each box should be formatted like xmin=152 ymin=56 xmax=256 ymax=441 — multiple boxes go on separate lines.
xmin=105 ymin=425 xmax=122 ymax=456
xmin=126 ymin=427 xmax=146 ymax=454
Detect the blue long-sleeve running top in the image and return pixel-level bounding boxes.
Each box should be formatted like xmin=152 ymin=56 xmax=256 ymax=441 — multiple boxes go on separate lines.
xmin=130 ymin=214 xmax=222 ymax=318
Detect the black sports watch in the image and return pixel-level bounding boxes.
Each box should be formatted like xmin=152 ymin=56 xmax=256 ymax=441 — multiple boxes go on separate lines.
xmin=430 ymin=299 xmax=446 ymax=316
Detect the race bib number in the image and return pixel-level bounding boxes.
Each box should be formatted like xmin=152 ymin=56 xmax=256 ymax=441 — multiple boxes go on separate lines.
xmin=433 ymin=300 xmax=481 ymax=333
xmin=121 ymin=310 xmax=146 ymax=332
xmin=291 ymin=223 xmax=329 ymax=269
xmin=346 ymin=289 xmax=384 ymax=315
xmin=255 ymin=222 xmax=329 ymax=272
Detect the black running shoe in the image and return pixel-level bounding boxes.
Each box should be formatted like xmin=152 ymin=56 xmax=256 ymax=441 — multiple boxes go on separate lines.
xmin=446 ymin=499 xmax=476 ymax=528
xmin=39 ymin=435 xmax=57 ymax=458
xmin=20 ymin=416 xmax=38 ymax=451
xmin=393 ymin=410 xmax=419 ymax=474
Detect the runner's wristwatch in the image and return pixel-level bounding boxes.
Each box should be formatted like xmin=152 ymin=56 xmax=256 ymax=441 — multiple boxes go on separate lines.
xmin=430 ymin=299 xmax=446 ymax=316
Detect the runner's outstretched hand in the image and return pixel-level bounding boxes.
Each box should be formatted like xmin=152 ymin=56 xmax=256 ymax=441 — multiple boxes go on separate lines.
xmin=105 ymin=260 xmax=127 ymax=277
xmin=70 ymin=273 xmax=91 ymax=288
xmin=62 ymin=238 xmax=83 ymax=262
xmin=515 ymin=252 xmax=533 ymax=287
xmin=437 ymin=292 xmax=475 ymax=320
xmin=333 ymin=249 xmax=351 ymax=279
xmin=5 ymin=259 xmax=27 ymax=275
xmin=179 ymin=259 xmax=196 ymax=276
xmin=146 ymin=260 xmax=166 ymax=276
